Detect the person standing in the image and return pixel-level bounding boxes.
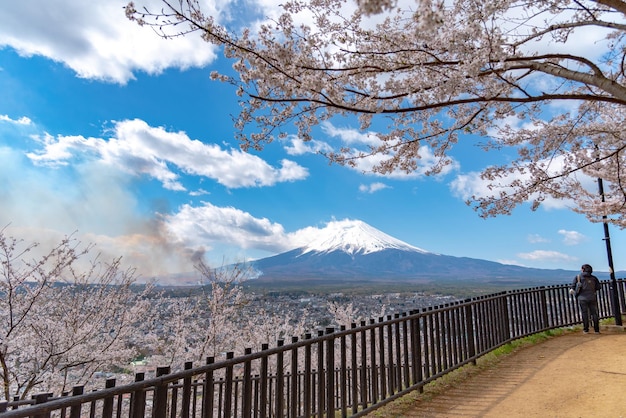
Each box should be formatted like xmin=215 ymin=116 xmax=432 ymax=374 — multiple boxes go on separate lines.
xmin=571 ymin=264 xmax=601 ymax=334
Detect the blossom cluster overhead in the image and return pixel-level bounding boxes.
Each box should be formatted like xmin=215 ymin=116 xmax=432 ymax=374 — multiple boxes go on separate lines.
xmin=128 ymin=0 xmax=626 ymax=226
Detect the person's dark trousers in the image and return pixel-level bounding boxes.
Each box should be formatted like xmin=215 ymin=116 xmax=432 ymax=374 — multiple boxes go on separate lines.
xmin=579 ymin=298 xmax=600 ymax=332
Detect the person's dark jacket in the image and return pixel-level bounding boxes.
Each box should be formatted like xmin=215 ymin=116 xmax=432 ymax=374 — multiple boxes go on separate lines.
xmin=571 ymin=271 xmax=600 ymax=300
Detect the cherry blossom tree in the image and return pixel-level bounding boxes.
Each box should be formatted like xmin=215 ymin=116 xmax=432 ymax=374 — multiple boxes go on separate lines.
xmin=142 ymin=261 xmax=313 ymax=372
xmin=142 ymin=261 xmax=252 ymax=367
xmin=327 ymin=300 xmax=385 ymax=328
xmin=127 ymin=0 xmax=626 ymax=225
xmin=0 ymin=229 xmax=153 ymax=400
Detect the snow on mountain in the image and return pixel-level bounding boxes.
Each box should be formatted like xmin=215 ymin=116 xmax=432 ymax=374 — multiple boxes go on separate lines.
xmin=299 ymin=219 xmax=430 ymax=256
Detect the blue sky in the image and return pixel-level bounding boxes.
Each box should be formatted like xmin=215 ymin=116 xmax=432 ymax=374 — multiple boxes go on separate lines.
xmin=1 ymin=0 xmax=624 ymax=279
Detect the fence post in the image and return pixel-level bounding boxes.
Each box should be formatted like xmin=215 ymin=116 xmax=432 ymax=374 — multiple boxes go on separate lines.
xmin=153 ymin=366 xmax=170 ymax=418
xmin=618 ymin=279 xmax=626 ymax=312
xmin=242 ymin=348 xmax=253 ymax=418
xmin=303 ymin=333 xmax=313 ymax=418
xmin=358 ymin=321 xmax=368 ymax=409
xmin=539 ymin=286 xmax=550 ymax=330
xmin=422 ymin=307 xmax=433 ymax=380
xmin=339 ymin=325 xmax=348 ymax=418
xmin=398 ymin=313 xmax=409 ymax=391
xmin=369 ymin=318 xmax=378 ymax=404
xmin=349 ymin=324 xmax=359 ymax=415
xmin=378 ymin=317 xmax=387 ymax=400
xmin=316 ymin=329 xmax=325 ymax=417
xmin=181 ymin=361 xmax=193 ymax=418
xmin=129 ymin=373 xmax=146 ymax=418
xmin=500 ymin=291 xmax=511 ymax=342
xmin=223 ymin=352 xmax=235 ymax=418
xmin=69 ymin=385 xmax=84 ymax=418
xmin=409 ymin=310 xmax=423 ymax=393
xmin=32 ymin=393 xmax=51 ymax=418
xmin=290 ymin=337 xmax=299 ymax=418
xmin=260 ymin=344 xmax=269 ymax=418
xmin=393 ymin=313 xmax=402 ymax=394
xmin=275 ymin=340 xmax=285 ymax=418
xmin=324 ymin=328 xmax=335 ymax=417
xmin=464 ymin=301 xmax=477 ymax=365
xmin=101 ymin=378 xmax=116 ymax=418
xmin=202 ymin=357 xmax=215 ymax=418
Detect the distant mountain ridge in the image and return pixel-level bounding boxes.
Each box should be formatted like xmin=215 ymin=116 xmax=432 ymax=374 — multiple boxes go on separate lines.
xmin=249 ymin=220 xmax=579 ymax=285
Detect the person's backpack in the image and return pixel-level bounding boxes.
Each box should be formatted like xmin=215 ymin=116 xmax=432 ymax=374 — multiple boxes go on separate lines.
xmin=574 ymin=274 xmax=583 ymax=297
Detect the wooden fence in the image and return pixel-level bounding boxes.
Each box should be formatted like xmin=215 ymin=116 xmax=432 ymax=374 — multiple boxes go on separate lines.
xmin=1 ymin=280 xmax=624 ymax=418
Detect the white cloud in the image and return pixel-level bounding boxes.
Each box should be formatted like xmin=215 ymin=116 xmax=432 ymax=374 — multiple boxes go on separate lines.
xmin=0 ymin=115 xmax=32 ymax=125
xmin=189 ymin=188 xmax=210 ymax=197
xmin=528 ymin=234 xmax=550 ymax=244
xmin=558 ymin=229 xmax=587 ymax=246
xmin=283 ymin=135 xmax=334 ymax=155
xmin=517 ymin=250 xmax=577 ymax=262
xmin=163 ymin=202 xmax=293 ymax=253
xmin=450 ymin=172 xmax=493 ymax=201
xmin=26 ymin=118 xmax=309 ymax=189
xmin=0 ymin=0 xmax=220 ymax=84
xmin=284 ymin=223 xmax=330 ymax=249
xmin=321 ymin=122 xmax=382 ymax=147
xmin=359 ymin=182 xmax=390 ymax=193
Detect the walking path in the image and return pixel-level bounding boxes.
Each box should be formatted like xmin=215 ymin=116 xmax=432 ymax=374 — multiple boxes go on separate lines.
xmin=369 ymin=325 xmax=626 ymax=417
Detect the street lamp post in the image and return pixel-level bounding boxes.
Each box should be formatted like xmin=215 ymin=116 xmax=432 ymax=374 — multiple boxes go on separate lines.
xmin=597 ymin=177 xmax=622 ymax=326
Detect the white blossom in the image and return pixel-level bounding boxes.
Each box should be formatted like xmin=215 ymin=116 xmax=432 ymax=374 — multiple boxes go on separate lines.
xmin=0 ymin=229 xmax=152 ymax=400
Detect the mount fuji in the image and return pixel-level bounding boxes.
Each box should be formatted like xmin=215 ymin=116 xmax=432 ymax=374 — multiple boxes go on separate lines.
xmin=248 ymin=220 xmax=575 ymax=285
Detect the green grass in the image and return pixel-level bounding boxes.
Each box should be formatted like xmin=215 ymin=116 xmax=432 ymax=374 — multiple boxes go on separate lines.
xmin=600 ymin=315 xmax=625 ymax=326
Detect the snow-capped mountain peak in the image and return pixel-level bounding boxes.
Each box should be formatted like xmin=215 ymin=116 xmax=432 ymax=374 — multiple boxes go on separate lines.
xmin=299 ymin=219 xmax=430 ymax=256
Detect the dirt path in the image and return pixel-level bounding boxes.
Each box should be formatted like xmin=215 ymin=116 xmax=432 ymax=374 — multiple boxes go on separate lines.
xmin=373 ymin=326 xmax=626 ymax=417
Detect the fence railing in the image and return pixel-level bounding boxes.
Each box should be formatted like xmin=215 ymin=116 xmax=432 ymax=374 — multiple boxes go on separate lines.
xmin=2 ymin=279 xmax=624 ymax=418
